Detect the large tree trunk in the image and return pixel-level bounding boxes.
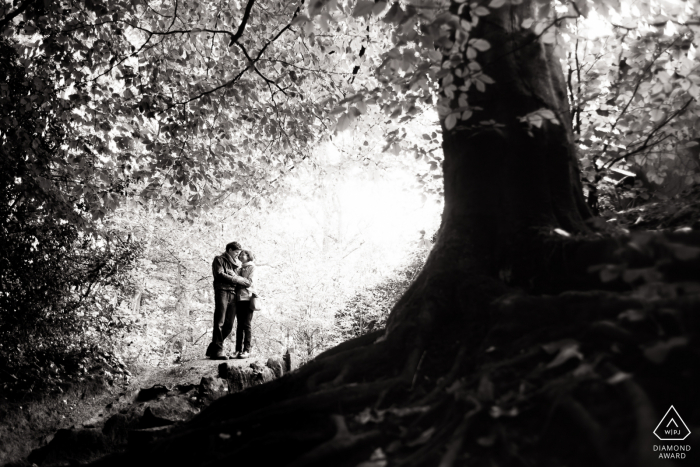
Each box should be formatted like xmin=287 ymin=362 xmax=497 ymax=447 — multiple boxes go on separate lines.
xmin=386 ymin=2 xmax=590 ymax=341
xmin=439 ymin=4 xmax=590 ymax=277
xmin=88 ymin=3 xmax=698 ymax=467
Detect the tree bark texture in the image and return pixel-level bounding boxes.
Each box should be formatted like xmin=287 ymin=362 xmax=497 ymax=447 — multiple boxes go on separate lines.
xmin=439 ymin=4 xmax=591 ymax=280
xmin=385 ymin=1 xmax=591 ymax=338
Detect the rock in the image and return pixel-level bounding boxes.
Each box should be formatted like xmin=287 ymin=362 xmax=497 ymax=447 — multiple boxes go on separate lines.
xmin=142 ymin=395 xmax=199 ymax=425
xmin=28 ymin=428 xmax=106 ymax=466
xmin=173 ymin=383 xmax=198 ymax=395
xmin=219 ymin=363 xmax=251 ymax=392
xmin=82 ymin=411 xmax=107 ymax=429
xmin=218 ymin=362 xmax=277 ymax=392
xmin=249 ymin=361 xmax=265 ymax=372
xmin=256 ymin=367 xmax=276 ymax=385
xmin=266 ymin=357 xmax=285 ymax=378
xmin=217 ymin=361 xmax=232 ymax=379
xmin=284 ymin=350 xmax=299 ymax=372
xmin=199 ymin=376 xmax=228 ymax=402
xmin=136 ymin=384 xmax=170 ymax=401
xmin=140 ymin=406 xmax=177 ymax=429
xmin=249 ymin=362 xmax=276 ymax=385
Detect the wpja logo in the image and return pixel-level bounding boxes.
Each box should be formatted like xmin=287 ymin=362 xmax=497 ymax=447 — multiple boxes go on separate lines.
xmin=653 ymin=406 xmax=691 ymax=460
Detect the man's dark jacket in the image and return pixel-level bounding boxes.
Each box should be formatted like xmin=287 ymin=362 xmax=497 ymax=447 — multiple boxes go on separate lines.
xmin=212 ymin=253 xmax=249 ymax=291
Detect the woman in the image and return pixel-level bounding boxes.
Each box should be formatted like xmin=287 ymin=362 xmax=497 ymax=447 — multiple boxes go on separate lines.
xmin=234 ymin=249 xmax=256 ymax=358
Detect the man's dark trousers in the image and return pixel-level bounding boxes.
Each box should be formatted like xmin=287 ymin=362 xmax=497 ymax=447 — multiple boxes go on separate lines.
xmin=211 ymin=289 xmax=237 ymax=353
xmin=235 ymin=301 xmax=253 ymax=352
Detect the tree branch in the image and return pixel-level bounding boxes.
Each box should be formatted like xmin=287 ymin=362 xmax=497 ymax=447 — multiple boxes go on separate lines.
xmin=0 ymin=0 xmax=37 ymax=31
xmin=605 ymin=98 xmax=694 ymax=169
xmin=228 ymin=0 xmax=256 ymax=46
xmin=598 ymin=39 xmax=678 ymax=162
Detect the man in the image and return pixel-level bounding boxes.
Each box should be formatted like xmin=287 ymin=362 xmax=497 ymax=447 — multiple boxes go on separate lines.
xmin=206 ymin=241 xmax=252 ymax=360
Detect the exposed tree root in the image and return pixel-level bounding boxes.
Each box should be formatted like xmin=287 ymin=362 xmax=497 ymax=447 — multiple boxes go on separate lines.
xmin=286 ymin=415 xmax=383 ymax=467
xmin=86 ymin=231 xmax=699 ymax=467
xmin=437 ymin=399 xmax=481 ymax=467
xmin=417 ymin=345 xmax=468 ymax=406
xmin=556 ymin=396 xmax=612 ymax=467
xmin=611 ymin=364 xmax=673 ymax=467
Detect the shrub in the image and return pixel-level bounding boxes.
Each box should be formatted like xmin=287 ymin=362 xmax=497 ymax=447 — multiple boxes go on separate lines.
xmin=0 ymin=38 xmax=142 ymax=397
xmin=334 ymin=247 xmax=430 ymax=342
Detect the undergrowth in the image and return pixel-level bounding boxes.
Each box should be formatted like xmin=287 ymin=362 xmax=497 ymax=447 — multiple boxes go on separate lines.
xmin=0 ymin=378 xmax=117 ymax=466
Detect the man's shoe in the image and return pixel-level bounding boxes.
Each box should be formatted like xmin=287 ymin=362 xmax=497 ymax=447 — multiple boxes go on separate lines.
xmin=205 ymin=343 xmax=215 ymax=357
xmin=238 ymin=351 xmax=250 ymax=359
xmin=231 ymin=351 xmax=240 ymax=359
xmin=210 ymin=349 xmax=228 ymax=360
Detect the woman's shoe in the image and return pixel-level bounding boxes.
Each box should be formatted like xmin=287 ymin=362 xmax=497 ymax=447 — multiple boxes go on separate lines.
xmin=210 ymin=349 xmax=228 ymax=360
xmin=231 ymin=351 xmax=240 ymax=359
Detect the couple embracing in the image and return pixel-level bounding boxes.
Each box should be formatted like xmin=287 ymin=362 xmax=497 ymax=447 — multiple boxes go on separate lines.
xmin=206 ymin=241 xmax=258 ymax=360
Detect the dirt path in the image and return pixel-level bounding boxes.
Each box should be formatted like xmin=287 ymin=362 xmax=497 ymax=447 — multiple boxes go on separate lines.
xmin=128 ymin=356 xmax=260 ymax=390
xmin=0 ymin=356 xmax=268 ymax=466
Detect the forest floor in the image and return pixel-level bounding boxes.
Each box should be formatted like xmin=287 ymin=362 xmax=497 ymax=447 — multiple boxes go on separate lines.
xmin=0 ymin=356 xmax=258 ymax=466
xmin=611 ymin=185 xmax=700 ymax=230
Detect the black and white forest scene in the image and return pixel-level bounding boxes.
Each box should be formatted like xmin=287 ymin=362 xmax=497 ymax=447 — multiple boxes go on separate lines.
xmin=1 ymin=0 xmax=700 ymax=465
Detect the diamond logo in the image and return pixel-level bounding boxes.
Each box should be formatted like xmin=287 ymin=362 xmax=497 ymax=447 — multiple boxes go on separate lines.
xmin=654 ymin=406 xmax=691 ymax=441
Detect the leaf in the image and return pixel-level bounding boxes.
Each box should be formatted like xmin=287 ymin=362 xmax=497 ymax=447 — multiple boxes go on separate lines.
xmin=353 ymin=0 xmax=376 ymax=18
xmin=542 ymin=338 xmax=578 ymax=354
xmin=470 ymin=39 xmax=491 ymax=52
xmin=473 ymin=6 xmax=490 ymax=16
xmin=372 ymin=1 xmax=388 ymax=16
xmin=599 ymin=266 xmax=621 ymax=283
xmin=335 ymin=113 xmax=351 ymax=132
xmin=541 ymin=31 xmax=556 ymax=44
xmin=445 ymin=113 xmax=457 ymax=130
xmin=522 ymin=18 xmax=534 ymax=28
xmin=382 ymin=2 xmax=403 ymax=23
xmin=538 ymin=109 xmax=555 ymax=120
xmin=488 ymin=0 xmax=506 ymax=8
xmin=644 ymin=337 xmax=688 ymax=364
xmin=546 ymin=342 xmax=583 ymax=368
xmin=650 ymin=108 xmax=664 ymax=121
xmin=666 ymin=243 xmax=700 ymax=260
xmin=357 ymin=448 xmax=387 ymax=467
xmin=606 ymin=372 xmax=632 ymax=385
xmin=618 ymin=309 xmax=646 ymax=321
xmin=291 ymin=15 xmax=309 ymax=25
xmin=490 ymin=405 xmax=519 ymax=418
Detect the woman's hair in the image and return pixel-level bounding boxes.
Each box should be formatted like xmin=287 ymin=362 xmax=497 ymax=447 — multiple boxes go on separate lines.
xmin=242 ymin=249 xmax=255 ymax=262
